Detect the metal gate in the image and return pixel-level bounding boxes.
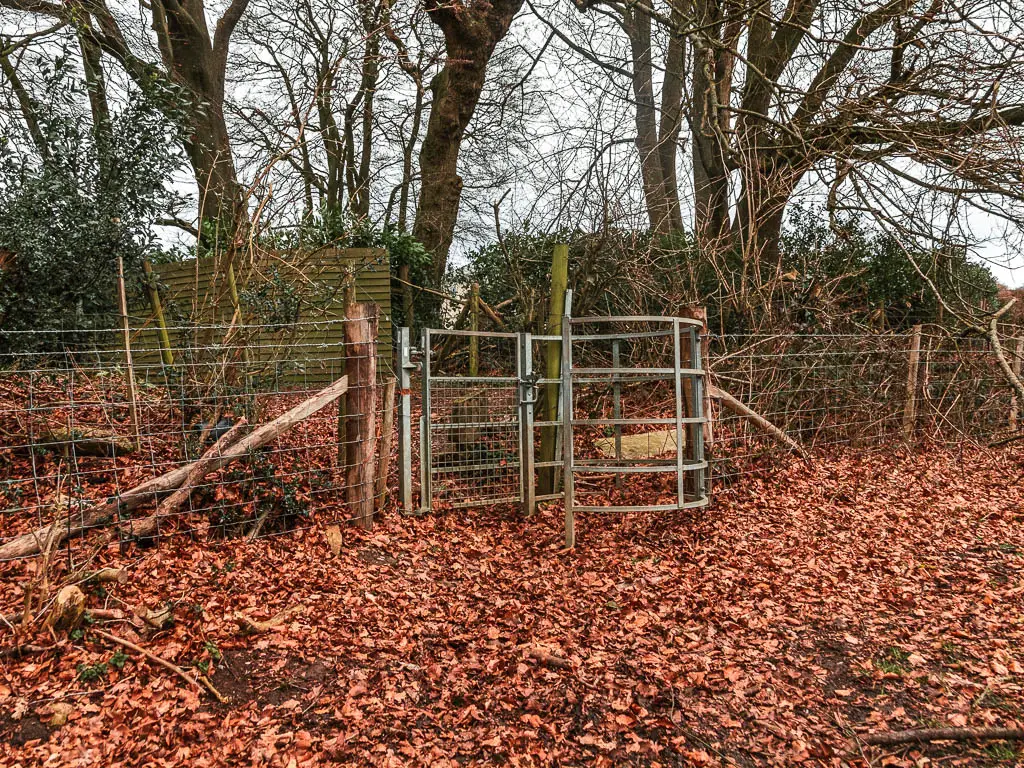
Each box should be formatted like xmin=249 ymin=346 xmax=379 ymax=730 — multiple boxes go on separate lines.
xmin=397 ymin=310 xmax=709 ymax=545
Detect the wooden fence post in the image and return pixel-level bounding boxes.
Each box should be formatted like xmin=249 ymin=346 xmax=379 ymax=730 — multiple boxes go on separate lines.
xmin=116 ymin=257 xmax=141 ymax=451
xmin=682 ymin=307 xmax=714 ymax=447
xmin=903 ymin=324 xmax=923 ymax=440
xmin=143 ymin=260 xmax=174 ymax=366
xmin=1010 ymin=337 xmax=1023 ymax=431
xmin=469 ymin=282 xmax=480 ymax=377
xmin=344 ymin=303 xmax=378 ymax=529
xmin=336 ymin=269 xmax=356 ymax=463
xmin=539 ymin=244 xmax=569 ymax=494
xmin=376 ymin=378 xmax=396 ymax=510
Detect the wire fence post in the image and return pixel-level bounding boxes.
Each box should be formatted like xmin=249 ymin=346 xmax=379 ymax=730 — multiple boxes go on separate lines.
xmin=539 ymin=244 xmax=568 ymax=494
xmin=143 ymin=259 xmax=174 ymax=367
xmin=903 ymin=324 xmax=923 ymax=440
xmin=116 ymin=257 xmax=141 ymax=451
xmin=397 ymin=327 xmax=414 ymax=514
xmin=336 ymin=268 xmax=356 ymax=463
xmin=1010 ymin=337 xmax=1023 ymax=432
xmin=344 ymin=303 xmax=378 ymax=529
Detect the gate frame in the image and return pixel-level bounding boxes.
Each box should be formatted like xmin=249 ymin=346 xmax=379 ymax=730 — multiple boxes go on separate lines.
xmin=417 ymin=328 xmax=527 ymax=513
xmin=559 ymin=315 xmax=709 ymax=546
xmin=396 ymin=312 xmax=710 ymax=543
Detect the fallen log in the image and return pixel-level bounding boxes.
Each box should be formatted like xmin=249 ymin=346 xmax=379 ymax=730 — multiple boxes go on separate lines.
xmin=120 ymin=418 xmax=248 ymax=540
xmin=0 ymin=376 xmax=349 ymax=560
xmin=863 ymin=727 xmax=1024 ymax=746
xmin=36 ymin=427 xmax=136 ymax=457
xmin=707 ymin=385 xmax=809 ymax=459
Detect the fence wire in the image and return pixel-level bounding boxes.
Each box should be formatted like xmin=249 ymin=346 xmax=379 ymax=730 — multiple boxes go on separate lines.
xmin=0 ymin=318 xmax=394 ymax=561
xmin=707 ymin=327 xmax=1023 ymax=487
xmin=1 ymin=320 xmax=1022 ymax=562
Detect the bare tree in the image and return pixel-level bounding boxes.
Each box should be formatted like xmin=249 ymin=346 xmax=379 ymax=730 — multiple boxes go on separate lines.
xmin=1 ymin=0 xmax=250 ymax=229
xmin=413 ymin=0 xmax=527 ymax=282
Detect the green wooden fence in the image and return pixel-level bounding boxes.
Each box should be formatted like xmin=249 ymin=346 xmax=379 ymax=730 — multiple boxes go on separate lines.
xmin=126 ymin=248 xmax=392 ymax=385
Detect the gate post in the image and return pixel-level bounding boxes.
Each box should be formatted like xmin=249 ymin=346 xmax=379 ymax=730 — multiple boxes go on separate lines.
xmin=561 ymin=312 xmax=575 ymax=547
xmin=344 ymin=303 xmax=378 ymax=530
xmin=689 ymin=324 xmax=707 ymax=499
xmin=397 ymin=327 xmax=414 ymax=514
xmin=519 ymin=332 xmax=536 ymax=515
xmin=419 ymin=328 xmax=432 ymax=513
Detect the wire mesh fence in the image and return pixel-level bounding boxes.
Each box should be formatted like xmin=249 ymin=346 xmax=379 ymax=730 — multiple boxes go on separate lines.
xmin=0 ymin=317 xmax=394 ymax=561
xmin=1 ymin=314 xmax=1021 ymax=561
xmin=707 ymin=325 xmax=1024 ymax=487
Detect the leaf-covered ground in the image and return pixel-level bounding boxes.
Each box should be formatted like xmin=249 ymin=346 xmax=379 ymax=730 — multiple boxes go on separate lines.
xmin=2 ymin=445 xmax=1023 ymax=767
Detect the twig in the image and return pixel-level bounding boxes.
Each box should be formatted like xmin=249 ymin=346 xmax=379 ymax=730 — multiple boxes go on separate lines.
xmin=234 ymin=605 xmax=301 ymax=634
xmin=863 ymin=727 xmax=1024 ymax=746
xmin=92 ymin=628 xmax=227 ymax=703
xmin=0 ymin=643 xmax=51 ymax=659
xmin=988 ymin=431 xmax=1024 ymax=447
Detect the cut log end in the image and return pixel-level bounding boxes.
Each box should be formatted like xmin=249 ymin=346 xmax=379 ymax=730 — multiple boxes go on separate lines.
xmin=44 ymin=586 xmax=86 ymax=632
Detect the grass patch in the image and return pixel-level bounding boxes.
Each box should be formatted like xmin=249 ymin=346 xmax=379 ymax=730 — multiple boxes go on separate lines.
xmin=874 ymin=647 xmax=910 ymax=675
xmin=984 ymin=741 xmax=1019 ymax=762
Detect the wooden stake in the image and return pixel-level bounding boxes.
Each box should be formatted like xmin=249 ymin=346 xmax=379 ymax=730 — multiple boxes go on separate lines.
xmin=902 ymin=324 xmax=923 ymax=440
xmin=539 ymin=244 xmax=569 ymax=494
xmin=344 ymin=303 xmax=378 ymax=529
xmin=376 ymin=378 xmax=396 ymax=509
xmin=469 ymin=282 xmax=480 ymax=377
xmin=1010 ymin=337 xmax=1023 ymax=431
xmin=143 ymin=260 xmax=174 ymax=366
xmin=117 ymin=257 xmax=141 ymax=451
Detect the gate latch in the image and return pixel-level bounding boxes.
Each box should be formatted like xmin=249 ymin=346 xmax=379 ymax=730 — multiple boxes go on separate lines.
xmin=519 ymin=373 xmax=540 ymax=405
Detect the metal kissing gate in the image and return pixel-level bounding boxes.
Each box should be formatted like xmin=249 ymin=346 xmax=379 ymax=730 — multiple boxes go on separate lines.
xmin=397 ymin=313 xmax=709 ymax=546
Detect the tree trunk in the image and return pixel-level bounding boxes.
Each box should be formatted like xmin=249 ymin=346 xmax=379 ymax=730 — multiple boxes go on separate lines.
xmin=350 ymin=2 xmax=381 ymax=219
xmin=625 ymin=7 xmax=674 ymax=235
xmin=690 ymin=0 xmax=732 ymax=249
xmin=657 ymin=17 xmax=686 ymax=234
xmin=413 ymin=0 xmax=525 ymax=284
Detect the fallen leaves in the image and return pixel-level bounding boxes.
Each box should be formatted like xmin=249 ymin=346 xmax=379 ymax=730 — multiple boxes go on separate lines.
xmin=0 ymin=445 xmax=1022 ymax=766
